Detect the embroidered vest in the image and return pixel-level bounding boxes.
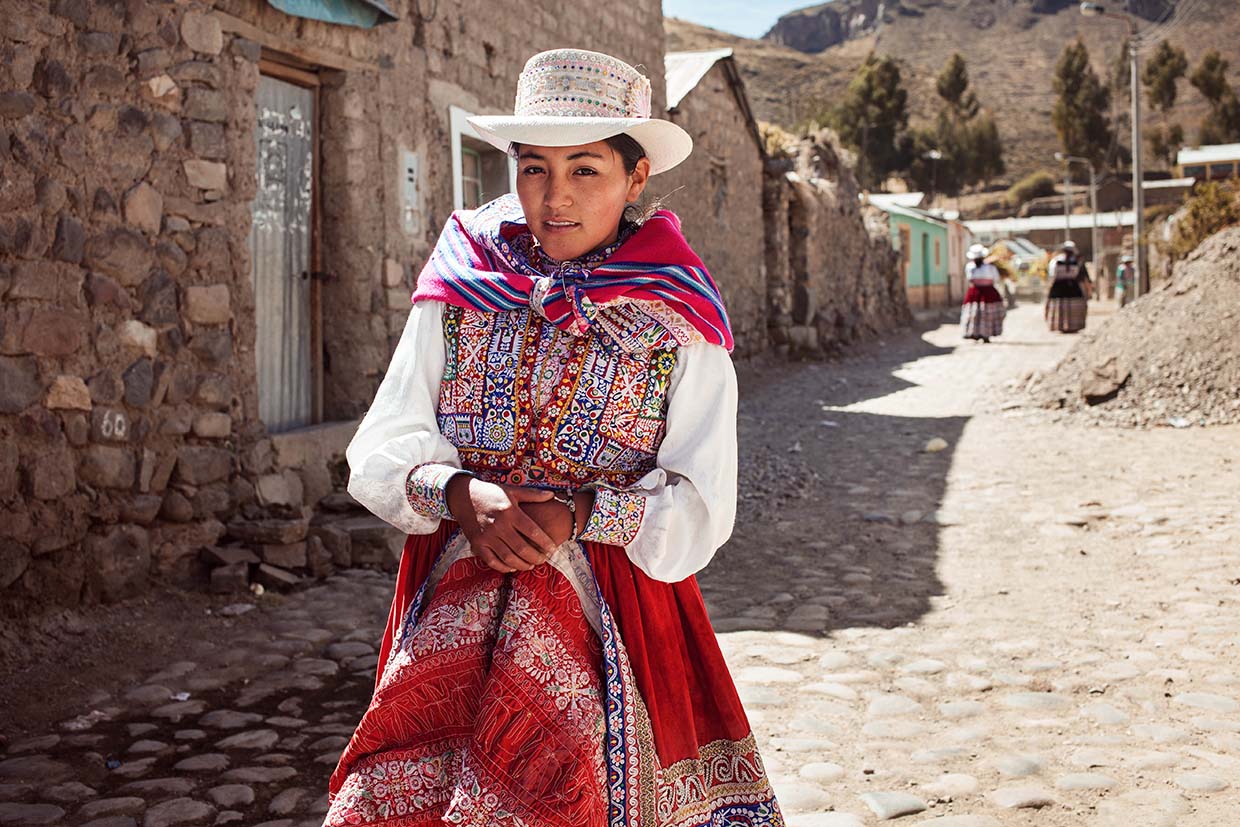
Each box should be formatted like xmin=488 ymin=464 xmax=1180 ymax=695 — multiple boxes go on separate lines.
xmin=436 ymin=305 xmax=676 ymax=490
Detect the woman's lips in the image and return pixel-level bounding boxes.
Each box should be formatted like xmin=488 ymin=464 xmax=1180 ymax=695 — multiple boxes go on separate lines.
xmin=542 ymin=219 xmax=579 ymax=234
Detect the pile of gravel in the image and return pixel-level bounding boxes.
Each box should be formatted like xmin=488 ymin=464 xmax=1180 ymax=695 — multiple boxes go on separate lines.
xmin=1017 ymin=225 xmax=1240 ymax=428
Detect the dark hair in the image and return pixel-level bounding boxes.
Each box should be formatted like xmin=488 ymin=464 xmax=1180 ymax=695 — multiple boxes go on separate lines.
xmin=508 ymin=133 xmax=647 ymax=171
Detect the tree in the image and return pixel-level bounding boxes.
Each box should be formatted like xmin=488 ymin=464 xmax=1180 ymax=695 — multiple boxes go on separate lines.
xmin=829 ymin=53 xmax=910 ymax=188
xmin=1052 ymin=40 xmax=1113 ymax=167
xmin=1189 ymin=50 xmax=1240 ymax=144
xmin=936 ymin=53 xmax=979 ymax=119
xmin=903 ymin=54 xmax=1004 ymax=197
xmin=1142 ymin=41 xmax=1188 ymax=167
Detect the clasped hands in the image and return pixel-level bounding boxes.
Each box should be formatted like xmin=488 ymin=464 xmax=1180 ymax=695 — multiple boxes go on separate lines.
xmin=444 ymin=475 xmax=594 ymax=574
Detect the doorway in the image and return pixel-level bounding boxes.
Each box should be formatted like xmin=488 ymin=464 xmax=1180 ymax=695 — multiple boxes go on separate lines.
xmin=249 ymin=64 xmax=321 ymax=432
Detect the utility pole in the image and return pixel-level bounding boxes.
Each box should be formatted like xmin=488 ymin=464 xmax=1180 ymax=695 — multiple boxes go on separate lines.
xmin=1081 ymin=2 xmax=1145 ymax=297
xmin=1057 ymin=152 xmax=1099 ymax=295
xmin=1063 ymin=167 xmax=1072 ymax=244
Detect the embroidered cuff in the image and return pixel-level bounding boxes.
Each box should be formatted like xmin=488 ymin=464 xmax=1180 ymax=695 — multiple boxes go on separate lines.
xmin=404 ymin=463 xmax=464 ymax=520
xmin=578 ymin=486 xmax=646 ymax=546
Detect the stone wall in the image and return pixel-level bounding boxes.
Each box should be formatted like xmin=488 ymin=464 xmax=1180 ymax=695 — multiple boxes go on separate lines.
xmin=655 ymin=62 xmax=766 ymax=356
xmin=0 ymin=0 xmax=665 ymax=614
xmin=764 ymin=130 xmax=910 ymax=355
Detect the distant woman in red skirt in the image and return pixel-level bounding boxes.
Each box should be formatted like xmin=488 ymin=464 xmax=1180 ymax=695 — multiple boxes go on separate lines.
xmin=961 ymin=243 xmax=1005 ymax=342
xmin=325 ymin=48 xmax=782 ymax=827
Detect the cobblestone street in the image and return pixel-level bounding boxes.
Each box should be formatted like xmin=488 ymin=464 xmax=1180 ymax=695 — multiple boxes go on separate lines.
xmin=3 ymin=301 xmax=1239 ymax=827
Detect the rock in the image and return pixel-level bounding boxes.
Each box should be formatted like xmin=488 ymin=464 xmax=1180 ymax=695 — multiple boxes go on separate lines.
xmin=21 ymin=309 xmax=85 ymax=356
xmin=267 ymin=788 xmax=307 ymax=816
xmin=188 ymin=329 xmax=232 ymax=365
xmin=911 ymin=818 xmax=1000 ymax=827
xmin=31 ymin=446 xmax=76 ymax=499
xmin=866 ymin=694 xmax=921 ymax=717
xmin=79 ymin=446 xmax=137 ymax=490
xmin=256 ymin=472 xmax=303 ymax=507
xmin=183 ymin=285 xmax=230 ymax=325
xmin=219 ymin=766 xmax=297 ymax=784
xmin=254 ymin=564 xmax=303 ymax=592
xmin=0 ymin=92 xmax=36 ymax=119
xmin=85 ymin=228 xmax=151 ymax=287
xmin=142 ymin=797 xmax=214 ymax=827
xmin=86 ymin=525 xmax=150 ymax=601
xmin=989 ymin=785 xmax=1055 ymax=809
xmin=1055 ymin=772 xmax=1116 ymax=790
xmin=0 ymin=357 xmax=43 ymax=414
xmin=919 ymin=773 xmax=980 ymax=799
xmin=209 ymin=563 xmax=249 ymax=594
xmin=192 ymin=413 xmax=231 ymax=439
xmin=0 ymin=803 xmax=65 ymax=825
xmin=923 ymin=437 xmax=949 ymax=453
xmin=260 ymin=542 xmax=307 ymax=569
xmin=1174 ymin=772 xmax=1229 ymax=792
xmin=227 ymin=519 xmax=309 ymax=545
xmin=117 ymin=322 xmax=158 ymax=359
xmin=173 ymin=754 xmax=229 ymax=773
xmin=999 ymin=692 xmax=1070 ymax=711
xmin=123 ymin=184 xmax=163 ymax=236
xmin=160 ymin=491 xmax=194 ymax=523
xmin=143 ymin=75 xmax=180 ymax=109
xmin=180 ymin=12 xmax=223 ymax=55
xmin=734 ymin=666 xmax=803 ymax=684
xmin=139 ymin=271 xmax=179 ymax=327
xmin=151 ymin=112 xmax=182 ymax=152
xmin=183 ymin=161 xmax=227 ymax=191
xmin=991 ymin=754 xmax=1044 ymax=777
xmin=45 ymin=376 xmax=91 ymax=411
xmin=860 ymin=792 xmax=926 ymax=820
xmin=0 ymin=755 xmax=74 ymax=783
xmin=121 ymin=494 xmax=163 ymax=524
xmin=205 ymin=785 xmax=253 ymax=808
xmin=51 ymin=215 xmax=85 ymax=263
xmin=1172 ymin=692 xmax=1239 ymax=714
xmin=175 ymin=447 xmax=232 ymax=485
xmin=122 ymin=359 xmax=154 ymax=408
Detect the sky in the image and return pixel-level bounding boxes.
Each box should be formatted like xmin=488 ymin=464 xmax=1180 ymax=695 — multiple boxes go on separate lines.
xmin=661 ymin=0 xmax=821 ymax=39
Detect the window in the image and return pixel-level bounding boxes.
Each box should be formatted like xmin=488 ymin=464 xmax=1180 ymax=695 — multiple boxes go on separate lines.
xmin=450 ymin=105 xmax=516 ymax=210
xmin=461 ymin=147 xmax=484 ymax=210
xmin=1182 ymin=164 xmax=1206 ymax=179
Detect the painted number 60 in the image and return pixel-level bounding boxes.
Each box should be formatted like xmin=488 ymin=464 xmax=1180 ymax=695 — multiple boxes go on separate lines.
xmin=101 ymin=410 xmax=128 ymax=440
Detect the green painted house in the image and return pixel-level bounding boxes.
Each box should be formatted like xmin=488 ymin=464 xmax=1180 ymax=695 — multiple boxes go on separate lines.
xmin=874 ymin=202 xmax=952 ymax=308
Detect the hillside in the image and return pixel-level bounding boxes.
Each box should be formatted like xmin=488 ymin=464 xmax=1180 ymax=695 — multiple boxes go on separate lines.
xmin=666 ymin=0 xmax=1239 ymax=184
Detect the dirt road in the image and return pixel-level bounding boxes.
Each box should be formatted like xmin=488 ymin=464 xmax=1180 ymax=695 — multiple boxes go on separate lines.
xmin=2 ymin=301 xmax=1238 ymax=827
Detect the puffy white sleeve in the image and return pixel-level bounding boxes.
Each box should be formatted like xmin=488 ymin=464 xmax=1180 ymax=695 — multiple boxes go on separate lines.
xmin=578 ymin=342 xmax=738 ymax=583
xmin=345 ymin=301 xmax=464 ymax=534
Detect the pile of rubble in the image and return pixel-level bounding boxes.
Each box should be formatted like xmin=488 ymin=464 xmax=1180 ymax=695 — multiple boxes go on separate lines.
xmin=1017 ymin=225 xmax=1240 ymax=428
xmin=202 ymin=494 xmax=405 ymax=594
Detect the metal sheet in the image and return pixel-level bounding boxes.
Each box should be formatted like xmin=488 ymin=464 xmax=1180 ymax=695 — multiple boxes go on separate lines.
xmin=265 ymin=0 xmax=397 ymax=28
xmin=250 ymin=75 xmax=314 ymax=433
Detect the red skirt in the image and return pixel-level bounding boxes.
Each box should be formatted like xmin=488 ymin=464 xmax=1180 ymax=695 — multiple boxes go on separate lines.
xmin=326 ymin=523 xmax=783 ymax=827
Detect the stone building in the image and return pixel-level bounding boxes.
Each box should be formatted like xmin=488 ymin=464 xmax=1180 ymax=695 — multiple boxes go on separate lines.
xmin=657 ymin=48 xmax=766 ymax=355
xmin=0 ymin=0 xmax=666 ymax=612
xmin=763 ymin=131 xmax=909 ymax=354
xmin=0 ymin=1 xmax=907 ymax=616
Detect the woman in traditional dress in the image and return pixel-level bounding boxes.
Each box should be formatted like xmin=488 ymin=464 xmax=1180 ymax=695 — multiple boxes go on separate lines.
xmin=960 ymin=243 xmax=1005 ymax=342
xmin=325 ymin=49 xmax=783 ymax=827
xmin=1045 ymin=239 xmax=1092 ymax=333
xmin=1115 ymin=253 xmax=1135 ymax=308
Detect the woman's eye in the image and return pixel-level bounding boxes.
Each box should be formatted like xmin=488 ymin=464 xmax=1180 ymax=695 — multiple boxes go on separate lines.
xmin=574 ymin=168 xmax=597 ymax=176
xmin=521 ymin=166 xmax=544 ymax=175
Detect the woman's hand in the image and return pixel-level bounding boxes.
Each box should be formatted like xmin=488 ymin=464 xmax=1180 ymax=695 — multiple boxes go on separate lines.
xmin=522 ymin=489 xmax=596 ymax=546
xmin=445 ymin=475 xmax=557 ymax=573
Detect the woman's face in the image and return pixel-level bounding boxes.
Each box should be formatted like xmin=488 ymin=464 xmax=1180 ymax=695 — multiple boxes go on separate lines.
xmin=515 ymin=140 xmax=651 ymax=262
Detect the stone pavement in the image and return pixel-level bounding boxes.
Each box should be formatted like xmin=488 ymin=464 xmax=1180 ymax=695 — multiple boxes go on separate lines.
xmin=2 ymin=301 xmax=1239 ymax=826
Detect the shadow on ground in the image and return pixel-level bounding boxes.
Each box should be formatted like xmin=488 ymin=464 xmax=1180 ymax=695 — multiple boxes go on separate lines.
xmin=703 ymin=323 xmax=967 ymax=636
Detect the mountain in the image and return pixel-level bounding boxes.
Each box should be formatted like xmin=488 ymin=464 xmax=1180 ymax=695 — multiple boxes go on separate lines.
xmin=666 ymin=0 xmax=1238 ymax=185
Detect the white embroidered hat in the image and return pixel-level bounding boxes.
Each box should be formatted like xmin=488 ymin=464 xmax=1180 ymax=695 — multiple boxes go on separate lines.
xmin=966 ymin=243 xmax=990 ymax=259
xmin=467 ymin=49 xmax=692 ymax=175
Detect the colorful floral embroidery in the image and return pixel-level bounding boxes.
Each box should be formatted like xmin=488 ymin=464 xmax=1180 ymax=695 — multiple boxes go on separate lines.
xmin=437 ymin=305 xmax=675 ymax=494
xmin=579 ymin=487 xmax=645 ymax=547
xmin=405 ymin=463 xmax=463 ymax=520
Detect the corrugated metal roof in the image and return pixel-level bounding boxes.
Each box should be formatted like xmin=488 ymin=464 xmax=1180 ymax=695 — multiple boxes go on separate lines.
xmin=1177 ymin=143 xmax=1240 ymax=165
xmin=867 ymin=192 xmax=925 ymax=209
xmin=879 ymin=202 xmax=947 ymax=227
xmin=965 ymin=212 xmax=1135 ymax=235
xmin=666 ymin=48 xmax=734 ymax=110
xmin=1143 ymin=176 xmax=1195 ymax=189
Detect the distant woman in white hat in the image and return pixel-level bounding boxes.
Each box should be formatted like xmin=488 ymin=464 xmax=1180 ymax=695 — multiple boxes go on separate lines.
xmin=326 ymin=49 xmax=782 ymax=827
xmin=1045 ymin=239 xmax=1092 ymax=332
xmin=1116 ymin=253 xmax=1135 ymax=307
xmin=960 ymin=243 xmax=1005 ymax=342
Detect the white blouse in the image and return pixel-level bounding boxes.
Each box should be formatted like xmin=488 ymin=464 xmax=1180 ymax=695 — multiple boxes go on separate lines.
xmin=965 ymin=261 xmax=1000 ymax=282
xmin=345 ymin=300 xmax=738 ymax=583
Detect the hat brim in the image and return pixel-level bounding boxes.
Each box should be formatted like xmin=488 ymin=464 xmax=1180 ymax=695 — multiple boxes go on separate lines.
xmin=465 ymin=115 xmax=692 ymax=176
